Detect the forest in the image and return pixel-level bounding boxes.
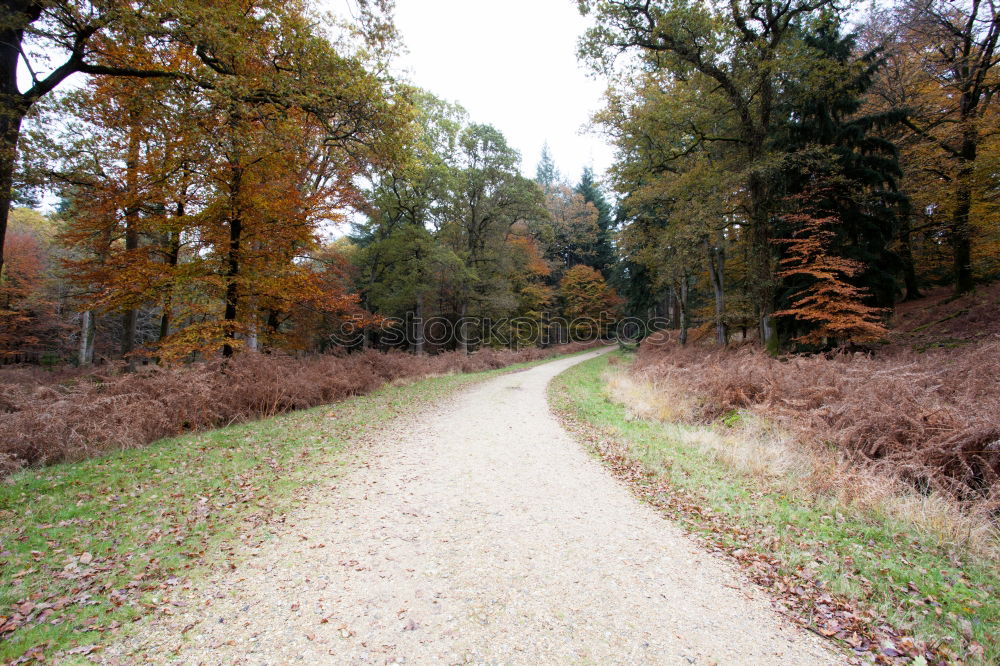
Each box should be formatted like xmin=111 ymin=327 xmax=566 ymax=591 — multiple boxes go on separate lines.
xmin=0 ymin=5 xmax=620 ymax=365
xmin=1 ymin=1 xmax=997 ymax=360
xmin=0 ymin=1 xmax=995 ymax=481
xmin=0 ymin=1 xmax=999 ymax=663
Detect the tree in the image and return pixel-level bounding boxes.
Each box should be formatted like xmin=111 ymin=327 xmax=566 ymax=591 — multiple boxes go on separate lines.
xmin=575 ymin=168 xmax=616 ymax=277
xmin=0 ymin=208 xmax=64 ymax=359
xmin=775 ymin=17 xmax=908 ymax=321
xmin=0 ymin=0 xmax=398 ymax=293
xmin=559 ymin=264 xmax=622 ymax=340
xmin=775 ymin=182 xmax=889 ymax=346
xmin=354 ymin=91 xmax=468 ymax=352
xmin=879 ymin=0 xmax=1000 ymax=294
xmin=42 ymin=3 xmax=406 ymax=361
xmin=541 ymin=184 xmax=600 ymax=276
xmin=442 ymin=123 xmax=547 ymax=352
xmin=535 ymin=142 xmax=560 ymax=194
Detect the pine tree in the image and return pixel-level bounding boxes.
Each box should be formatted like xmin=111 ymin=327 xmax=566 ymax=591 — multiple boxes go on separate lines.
xmin=535 ymin=143 xmax=560 ymax=194
xmin=575 ymin=168 xmax=616 ymax=278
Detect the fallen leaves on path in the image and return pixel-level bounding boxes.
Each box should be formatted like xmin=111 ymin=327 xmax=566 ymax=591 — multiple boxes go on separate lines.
xmin=555 ymin=411 xmax=967 ymax=666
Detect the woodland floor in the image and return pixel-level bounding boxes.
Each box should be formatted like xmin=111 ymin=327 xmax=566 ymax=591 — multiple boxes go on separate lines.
xmin=101 ymin=348 xmax=839 ymax=665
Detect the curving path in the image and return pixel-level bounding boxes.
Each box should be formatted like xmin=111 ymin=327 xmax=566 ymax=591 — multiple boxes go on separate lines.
xmin=105 ymin=348 xmax=839 ymax=665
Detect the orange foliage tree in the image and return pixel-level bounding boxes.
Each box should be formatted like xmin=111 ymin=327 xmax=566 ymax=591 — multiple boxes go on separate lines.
xmin=775 ymin=186 xmax=888 ymax=346
xmin=558 ymin=264 xmax=623 ymax=340
xmin=45 ymin=5 xmax=406 ymax=364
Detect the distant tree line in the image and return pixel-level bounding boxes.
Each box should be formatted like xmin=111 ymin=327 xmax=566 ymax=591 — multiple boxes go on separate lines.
xmin=0 ymin=1 xmax=621 ymax=364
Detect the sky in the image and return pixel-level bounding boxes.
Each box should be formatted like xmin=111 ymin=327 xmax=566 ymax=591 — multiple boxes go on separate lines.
xmin=361 ymin=0 xmax=616 ymax=184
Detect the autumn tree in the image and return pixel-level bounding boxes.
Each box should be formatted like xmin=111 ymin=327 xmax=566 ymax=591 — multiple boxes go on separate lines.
xmin=0 ymin=208 xmax=64 ymax=359
xmin=775 ymin=182 xmax=889 ymax=346
xmin=1 ymin=0 xmax=397 ymax=288
xmin=506 ymin=226 xmax=555 ymax=346
xmin=541 ymin=183 xmax=599 ymax=277
xmin=559 ymin=264 xmax=622 ymax=340
xmin=35 ymin=1 xmax=406 ymax=362
xmin=871 ymin=0 xmax=1000 ymax=294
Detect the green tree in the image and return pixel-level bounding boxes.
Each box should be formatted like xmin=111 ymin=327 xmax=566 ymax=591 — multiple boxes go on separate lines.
xmin=535 ymin=142 xmax=560 ymax=194
xmin=442 ymin=124 xmax=547 ymax=351
xmin=575 ymin=168 xmax=616 ymax=278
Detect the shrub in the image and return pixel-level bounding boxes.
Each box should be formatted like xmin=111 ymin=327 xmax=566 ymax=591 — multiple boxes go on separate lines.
xmin=0 ymin=342 xmax=598 ymax=474
xmin=633 ymin=333 xmax=1000 ymax=508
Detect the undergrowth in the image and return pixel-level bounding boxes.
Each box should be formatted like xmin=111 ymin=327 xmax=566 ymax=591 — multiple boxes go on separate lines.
xmin=0 ymin=342 xmax=597 ymax=474
xmin=550 ymin=353 xmax=999 ymax=665
xmin=634 ymin=333 xmax=1000 ymax=510
xmin=0 ymin=350 xmax=591 ymax=663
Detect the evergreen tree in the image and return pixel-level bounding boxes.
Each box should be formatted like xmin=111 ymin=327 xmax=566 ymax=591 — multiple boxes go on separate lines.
xmin=535 ymin=142 xmax=560 ymax=193
xmin=774 ymin=18 xmax=908 ymax=341
xmin=575 ymin=168 xmax=616 ymax=278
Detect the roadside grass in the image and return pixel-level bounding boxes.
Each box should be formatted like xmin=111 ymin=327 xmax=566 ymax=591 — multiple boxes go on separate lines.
xmin=549 ymin=352 xmax=999 ymax=665
xmin=0 ymin=351 xmax=591 ymax=663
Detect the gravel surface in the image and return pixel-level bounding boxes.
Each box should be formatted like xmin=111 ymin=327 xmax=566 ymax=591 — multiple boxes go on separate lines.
xmin=103 ymin=348 xmax=841 ymax=665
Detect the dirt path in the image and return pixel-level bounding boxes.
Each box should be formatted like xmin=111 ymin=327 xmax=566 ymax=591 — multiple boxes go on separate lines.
xmin=105 ymin=349 xmax=840 ymax=665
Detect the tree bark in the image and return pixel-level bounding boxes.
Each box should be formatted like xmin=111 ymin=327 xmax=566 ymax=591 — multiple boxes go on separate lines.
xmin=952 ymin=132 xmax=977 ymax=295
xmin=706 ymin=232 xmax=727 ymax=346
xmin=0 ymin=113 xmax=23 ymax=286
xmin=79 ymin=311 xmax=95 ymax=366
xmin=672 ymin=279 xmax=689 ymax=346
xmin=456 ymin=300 xmax=468 ymax=354
xmin=158 ymin=224 xmax=181 ymax=342
xmin=0 ymin=4 xmax=36 ymax=283
xmin=222 ymin=164 xmax=244 ymax=358
xmin=747 ymin=169 xmax=775 ymax=344
xmin=898 ymin=213 xmax=921 ymax=301
xmin=120 ymin=116 xmax=141 ymax=368
xmin=413 ymin=293 xmax=424 ymax=355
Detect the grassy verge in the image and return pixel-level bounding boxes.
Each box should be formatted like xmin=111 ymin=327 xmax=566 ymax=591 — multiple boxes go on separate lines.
xmin=549 ymin=352 xmax=998 ymax=666
xmin=0 ymin=351 xmax=590 ymax=663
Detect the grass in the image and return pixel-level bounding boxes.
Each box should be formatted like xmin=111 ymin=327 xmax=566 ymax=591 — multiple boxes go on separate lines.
xmin=0 ymin=351 xmax=589 ymax=663
xmin=549 ymin=352 xmax=999 ymax=665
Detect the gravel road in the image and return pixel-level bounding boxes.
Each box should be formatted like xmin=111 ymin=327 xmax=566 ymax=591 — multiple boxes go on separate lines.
xmin=104 ymin=348 xmax=840 ymax=665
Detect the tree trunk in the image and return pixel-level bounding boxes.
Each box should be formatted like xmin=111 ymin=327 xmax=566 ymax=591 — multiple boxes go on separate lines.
xmin=120 ymin=116 xmax=141 ymax=368
xmin=158 ymin=225 xmax=181 ymax=342
xmin=79 ymin=311 xmax=95 ymax=366
xmin=413 ymin=293 xmax=424 ymax=355
xmin=247 ymin=320 xmax=258 ymax=351
xmin=673 ymin=279 xmax=689 ymax=346
xmin=665 ymin=288 xmax=679 ymax=329
xmin=222 ymin=165 xmax=244 ymax=358
xmin=456 ymin=300 xmax=468 ymax=354
xmin=0 ymin=113 xmax=23 ymax=286
xmin=0 ymin=10 xmax=32 ymax=284
xmin=952 ymin=133 xmax=976 ymax=295
xmin=706 ymin=232 xmax=727 ymax=346
xmin=898 ymin=213 xmax=921 ymax=301
xmin=747 ymin=168 xmax=775 ymax=344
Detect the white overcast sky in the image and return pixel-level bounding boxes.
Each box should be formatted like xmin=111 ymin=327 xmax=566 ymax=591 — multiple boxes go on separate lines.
xmin=339 ymin=0 xmax=616 ymax=185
